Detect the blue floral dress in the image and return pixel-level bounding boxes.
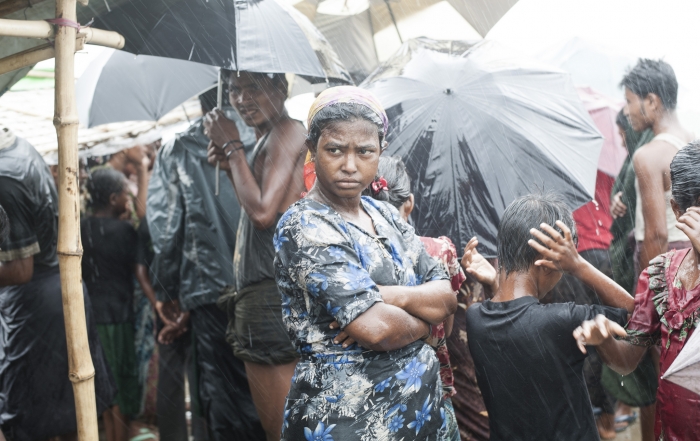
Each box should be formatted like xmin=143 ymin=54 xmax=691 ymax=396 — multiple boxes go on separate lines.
xmin=274 ymin=196 xmax=450 ymax=441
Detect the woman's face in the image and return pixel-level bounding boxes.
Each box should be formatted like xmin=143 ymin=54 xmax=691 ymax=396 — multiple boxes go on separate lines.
xmin=312 ymin=118 xmax=381 ymax=201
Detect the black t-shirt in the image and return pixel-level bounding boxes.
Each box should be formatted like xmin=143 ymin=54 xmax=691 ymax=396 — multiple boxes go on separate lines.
xmin=466 ymin=297 xmax=627 ymax=441
xmin=81 ymin=217 xmax=137 ymax=324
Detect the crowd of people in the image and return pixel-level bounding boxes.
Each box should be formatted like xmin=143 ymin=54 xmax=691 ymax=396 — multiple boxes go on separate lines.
xmin=0 ymin=56 xmax=698 ymax=441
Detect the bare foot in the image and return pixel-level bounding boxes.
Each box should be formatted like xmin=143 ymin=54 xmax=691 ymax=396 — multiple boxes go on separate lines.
xmin=597 ymin=413 xmax=616 ymax=440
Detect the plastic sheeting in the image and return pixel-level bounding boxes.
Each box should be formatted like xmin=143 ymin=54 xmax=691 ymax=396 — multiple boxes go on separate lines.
xmin=93 ymin=0 xmax=352 ymax=84
xmin=77 ymin=49 xmax=218 ymax=128
xmin=662 ymin=325 xmax=700 ymax=396
xmin=362 ymin=38 xmax=603 ymax=256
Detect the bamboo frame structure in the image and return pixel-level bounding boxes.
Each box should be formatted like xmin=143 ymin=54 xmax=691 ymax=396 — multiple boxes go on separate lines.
xmin=0 ymin=17 xmax=125 ymax=44
xmin=0 ymin=18 xmax=124 ymax=75
xmin=0 ymin=1 xmax=124 ymax=439
xmin=0 ymin=36 xmax=84 ymax=75
xmin=53 ymin=0 xmax=99 ymax=438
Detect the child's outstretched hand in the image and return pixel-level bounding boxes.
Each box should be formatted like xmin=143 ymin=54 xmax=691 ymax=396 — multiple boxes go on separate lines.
xmin=676 ymin=206 xmax=700 ymax=255
xmin=461 ymin=237 xmax=498 ymax=290
xmin=573 ymin=314 xmax=627 ymax=354
xmin=528 ymin=221 xmax=582 ymax=273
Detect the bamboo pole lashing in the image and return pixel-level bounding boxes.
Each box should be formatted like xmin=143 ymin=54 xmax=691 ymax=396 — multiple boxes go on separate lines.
xmin=0 ymin=35 xmax=84 ymax=76
xmin=53 ymin=0 xmax=99 ymax=439
xmin=0 ymin=18 xmax=124 ymax=49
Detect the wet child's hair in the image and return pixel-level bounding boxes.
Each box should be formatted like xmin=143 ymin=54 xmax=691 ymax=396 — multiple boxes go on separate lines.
xmin=670 ymin=141 xmax=700 ymax=212
xmin=497 ymin=192 xmax=577 ymax=275
xmin=86 ymin=167 xmax=127 ymax=210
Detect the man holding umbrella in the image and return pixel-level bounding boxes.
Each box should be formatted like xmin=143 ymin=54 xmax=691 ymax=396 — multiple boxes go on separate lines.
xmin=205 ymin=70 xmax=306 ymax=441
xmin=148 ymin=89 xmax=264 ymax=441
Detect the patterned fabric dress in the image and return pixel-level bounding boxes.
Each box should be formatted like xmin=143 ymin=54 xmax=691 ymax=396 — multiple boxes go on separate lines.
xmin=419 ymin=236 xmax=465 ymax=399
xmin=625 ymin=248 xmax=700 ymax=440
xmin=275 ymin=196 xmax=450 ymax=441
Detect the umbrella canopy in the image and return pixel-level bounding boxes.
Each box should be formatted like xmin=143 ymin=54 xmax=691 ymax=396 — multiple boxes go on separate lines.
xmin=486 ymin=0 xmax=700 ymax=136
xmin=577 ymin=86 xmax=627 ymax=177
xmin=662 ymin=326 xmax=700 ymax=396
xmin=92 ymin=0 xmax=351 ymax=85
xmin=77 ymin=49 xmax=218 ymax=128
xmin=289 ymin=0 xmax=485 ymax=82
xmin=361 ymin=38 xmax=602 ymax=256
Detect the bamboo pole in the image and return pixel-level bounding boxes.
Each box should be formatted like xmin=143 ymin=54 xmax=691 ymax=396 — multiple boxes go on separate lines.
xmin=0 ymin=36 xmax=84 ymax=75
xmin=0 ymin=17 xmax=53 ymax=38
xmin=53 ymin=0 xmax=99 ymax=439
xmin=0 ymin=18 xmax=124 ymax=48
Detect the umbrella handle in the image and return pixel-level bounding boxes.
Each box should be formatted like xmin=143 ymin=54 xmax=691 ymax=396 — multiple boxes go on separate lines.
xmin=215 ymin=161 xmax=220 ymax=196
xmin=215 ymin=69 xmax=224 ymax=197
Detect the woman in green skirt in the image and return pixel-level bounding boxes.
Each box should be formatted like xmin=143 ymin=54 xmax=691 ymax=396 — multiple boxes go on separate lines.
xmin=82 ymin=167 xmax=141 ymax=441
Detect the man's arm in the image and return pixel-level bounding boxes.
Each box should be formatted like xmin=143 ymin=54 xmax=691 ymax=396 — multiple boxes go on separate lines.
xmin=0 ymin=255 xmax=33 ymax=287
xmin=209 ymin=115 xmax=307 ymax=229
xmin=634 ymin=148 xmax=669 ymax=268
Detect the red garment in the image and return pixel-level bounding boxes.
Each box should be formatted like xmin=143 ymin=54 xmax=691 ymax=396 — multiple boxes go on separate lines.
xmin=419 ymin=236 xmax=466 ymax=399
xmin=626 ymin=248 xmax=700 ymax=440
xmin=573 ymin=170 xmax=615 ymax=252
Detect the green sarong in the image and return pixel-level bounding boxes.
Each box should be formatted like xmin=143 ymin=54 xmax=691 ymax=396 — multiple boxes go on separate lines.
xmin=96 ymin=322 xmax=141 ymax=416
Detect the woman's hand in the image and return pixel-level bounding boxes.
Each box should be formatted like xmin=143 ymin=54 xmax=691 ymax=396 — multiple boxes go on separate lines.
xmin=573 ymin=314 xmax=627 ymax=354
xmin=329 ymin=321 xmax=356 ymax=348
xmin=461 ymin=237 xmax=498 ymax=290
xmin=528 ymin=221 xmax=584 ymax=274
xmin=610 ymin=191 xmax=628 ymax=219
xmin=676 ymin=206 xmax=700 ymax=255
xmin=203 ymin=109 xmax=241 ymax=149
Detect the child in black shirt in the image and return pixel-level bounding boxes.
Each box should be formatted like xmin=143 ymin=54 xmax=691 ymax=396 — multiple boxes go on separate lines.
xmin=82 ymin=168 xmax=140 ymax=441
xmin=463 ymin=193 xmax=631 ymax=441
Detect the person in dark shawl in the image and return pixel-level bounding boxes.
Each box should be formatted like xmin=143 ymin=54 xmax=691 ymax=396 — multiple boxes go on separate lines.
xmin=0 ymin=127 xmax=115 ymax=441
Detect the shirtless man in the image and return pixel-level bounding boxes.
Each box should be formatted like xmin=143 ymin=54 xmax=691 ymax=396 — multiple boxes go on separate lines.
xmin=623 ymin=59 xmax=694 ymax=270
xmin=205 ymin=71 xmax=306 ymax=441
xmin=623 ymin=59 xmax=693 ymax=441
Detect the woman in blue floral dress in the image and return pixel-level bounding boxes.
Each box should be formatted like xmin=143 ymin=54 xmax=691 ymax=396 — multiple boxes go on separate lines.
xmin=274 ymin=86 xmax=457 ymax=441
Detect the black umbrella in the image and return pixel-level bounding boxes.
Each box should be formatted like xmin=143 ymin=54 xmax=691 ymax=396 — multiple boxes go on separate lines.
xmin=93 ymin=0 xmax=352 ymax=84
xmin=361 ymin=38 xmax=602 ymax=256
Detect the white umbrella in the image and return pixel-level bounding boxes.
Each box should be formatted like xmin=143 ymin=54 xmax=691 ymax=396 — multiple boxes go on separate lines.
xmin=661 ymin=328 xmax=700 ymax=395
xmin=486 ymin=0 xmax=700 ymax=134
xmin=77 ymin=48 xmax=218 ymax=128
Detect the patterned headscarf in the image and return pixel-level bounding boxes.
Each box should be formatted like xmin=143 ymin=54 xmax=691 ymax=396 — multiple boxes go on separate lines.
xmin=303 ymin=86 xmax=388 ymax=193
xmin=307 ymin=86 xmax=388 ymax=133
